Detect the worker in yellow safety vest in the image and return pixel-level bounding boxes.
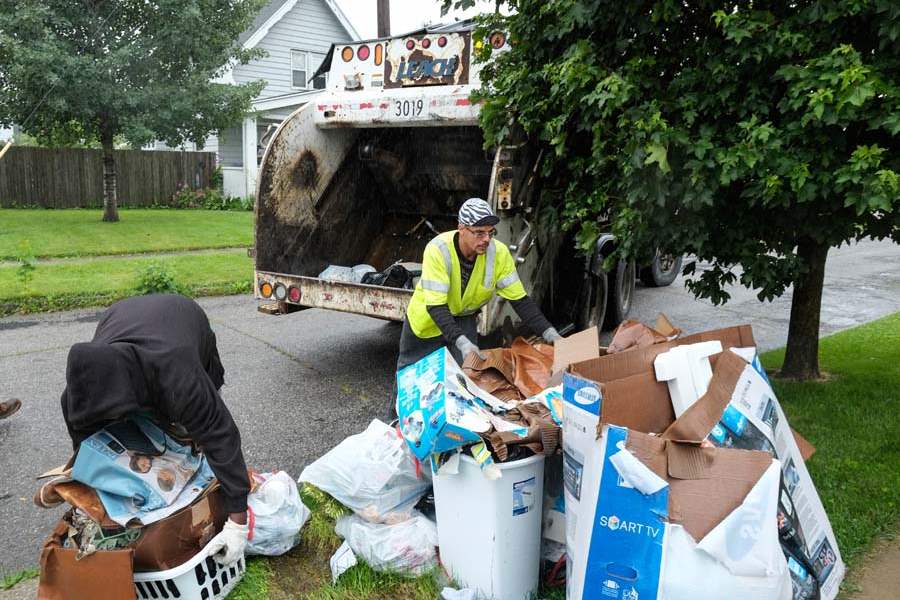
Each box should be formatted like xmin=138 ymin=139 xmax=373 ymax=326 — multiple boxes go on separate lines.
xmin=397 ymin=198 xmax=561 ymax=374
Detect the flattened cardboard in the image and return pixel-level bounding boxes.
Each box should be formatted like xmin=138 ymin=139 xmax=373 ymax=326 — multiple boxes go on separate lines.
xmin=661 ymin=349 xmax=746 ymax=442
xmin=559 ymin=325 xmax=756 ymax=437
xmin=571 ymin=324 xmax=756 ymax=385
xmin=133 ymin=483 xmax=226 ymax=571
xmin=599 ymin=371 xmax=675 ymax=434
xmin=654 ymin=313 xmax=680 ymax=338
xmin=551 ymin=326 xmax=600 ymax=375
xmin=625 ymin=430 xmax=773 ymax=542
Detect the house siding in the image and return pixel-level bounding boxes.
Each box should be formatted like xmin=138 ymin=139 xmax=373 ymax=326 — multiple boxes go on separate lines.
xmin=232 ymin=0 xmax=352 ymax=99
xmin=151 ymin=135 xmax=220 ymax=157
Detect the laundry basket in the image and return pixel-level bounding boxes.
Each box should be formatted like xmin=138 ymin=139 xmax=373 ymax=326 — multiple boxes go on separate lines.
xmin=133 ymin=540 xmax=245 ymax=600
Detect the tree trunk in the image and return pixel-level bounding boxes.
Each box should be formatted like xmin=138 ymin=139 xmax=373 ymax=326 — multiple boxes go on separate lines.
xmin=781 ymin=239 xmax=829 ymax=379
xmin=101 ymin=132 xmax=119 ymax=222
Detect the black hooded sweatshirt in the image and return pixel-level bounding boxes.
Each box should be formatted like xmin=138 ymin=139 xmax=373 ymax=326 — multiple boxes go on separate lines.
xmin=61 ymin=294 xmax=250 ymax=514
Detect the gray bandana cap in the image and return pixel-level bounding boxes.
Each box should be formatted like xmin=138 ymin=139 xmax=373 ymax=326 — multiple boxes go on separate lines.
xmin=458 ymin=197 xmax=500 ymax=226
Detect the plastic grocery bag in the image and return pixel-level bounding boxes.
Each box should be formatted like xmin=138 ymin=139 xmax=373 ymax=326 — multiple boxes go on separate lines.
xmin=335 ymin=510 xmax=438 ymax=575
xmin=299 ymin=419 xmax=430 ymax=523
xmin=246 ymin=471 xmax=310 ymax=556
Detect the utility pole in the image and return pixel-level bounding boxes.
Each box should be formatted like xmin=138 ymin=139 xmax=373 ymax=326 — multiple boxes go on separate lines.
xmin=377 ymin=0 xmax=390 ymax=37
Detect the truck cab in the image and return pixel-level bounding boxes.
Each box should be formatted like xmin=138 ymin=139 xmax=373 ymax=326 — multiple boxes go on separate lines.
xmin=252 ymin=22 xmax=634 ymax=341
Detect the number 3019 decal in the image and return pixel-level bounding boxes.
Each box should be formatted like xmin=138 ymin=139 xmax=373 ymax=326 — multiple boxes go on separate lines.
xmin=394 ymin=99 xmax=424 ymax=117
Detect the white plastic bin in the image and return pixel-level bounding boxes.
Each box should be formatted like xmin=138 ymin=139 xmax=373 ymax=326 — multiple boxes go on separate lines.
xmin=433 ymin=452 xmax=545 ymax=600
xmin=133 ymin=542 xmax=245 ymax=600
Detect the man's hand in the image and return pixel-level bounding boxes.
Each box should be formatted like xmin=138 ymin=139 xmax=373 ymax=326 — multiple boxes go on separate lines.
xmin=542 ymin=327 xmax=563 ymax=345
xmin=454 ymin=336 xmax=486 ymax=361
xmin=208 ymin=517 xmax=249 ymax=565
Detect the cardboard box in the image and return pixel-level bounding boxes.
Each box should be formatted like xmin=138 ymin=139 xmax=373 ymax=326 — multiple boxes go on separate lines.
xmin=564 ymin=418 xmax=792 ymax=599
xmin=558 ymin=324 xmax=839 ymax=600
xmin=560 ymin=324 xmax=756 ymax=436
xmin=699 ymin=350 xmax=844 ymax=599
xmin=397 ymin=347 xmax=505 ymax=461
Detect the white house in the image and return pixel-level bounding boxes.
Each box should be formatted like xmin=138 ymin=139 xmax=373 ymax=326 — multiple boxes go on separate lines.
xmin=154 ymin=0 xmax=359 ymax=198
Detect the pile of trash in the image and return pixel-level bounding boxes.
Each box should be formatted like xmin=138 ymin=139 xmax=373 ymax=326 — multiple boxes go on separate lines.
xmin=303 ymin=315 xmax=845 ymax=600
xmin=558 ymin=317 xmax=844 ymax=600
xmin=299 ymin=418 xmax=439 ymax=581
xmin=34 ymin=417 xmax=309 ymax=599
xmin=318 ymin=261 xmax=423 ymax=290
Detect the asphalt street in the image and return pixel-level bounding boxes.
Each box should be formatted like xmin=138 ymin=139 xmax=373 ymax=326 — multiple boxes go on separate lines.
xmin=1 ymin=238 xmax=898 ymax=574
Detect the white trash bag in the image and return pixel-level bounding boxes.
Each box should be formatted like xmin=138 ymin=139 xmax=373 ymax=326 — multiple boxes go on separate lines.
xmin=246 ymin=471 xmax=310 ymax=556
xmin=334 ymin=510 xmax=438 ymax=576
xmin=299 ymin=419 xmax=430 ymax=523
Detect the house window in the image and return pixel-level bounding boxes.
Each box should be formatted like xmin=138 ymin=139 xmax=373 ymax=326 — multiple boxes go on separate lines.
xmin=291 ymin=50 xmax=327 ymax=90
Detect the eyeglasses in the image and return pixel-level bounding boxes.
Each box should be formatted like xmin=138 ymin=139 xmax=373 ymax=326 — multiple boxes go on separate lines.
xmin=465 ymin=227 xmax=497 ymax=239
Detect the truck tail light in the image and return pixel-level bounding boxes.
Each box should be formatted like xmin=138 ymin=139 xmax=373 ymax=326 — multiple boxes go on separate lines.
xmin=421 ymin=38 xmax=431 ymax=49
xmin=357 ymin=45 xmax=370 ymax=60
xmin=341 ymin=46 xmax=353 ymax=62
xmin=374 ymin=43 xmax=383 ymax=66
xmin=437 ymin=36 xmax=447 ymax=48
xmin=274 ymin=283 xmax=287 ymax=301
xmin=259 ymin=281 xmax=273 ymax=298
xmin=288 ymin=286 xmax=301 ymax=303
xmin=406 ymin=39 xmax=415 ymax=50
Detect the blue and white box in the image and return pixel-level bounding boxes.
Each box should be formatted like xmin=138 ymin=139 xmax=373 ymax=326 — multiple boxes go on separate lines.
xmin=396 ymin=347 xmax=508 ymax=461
xmin=562 ymin=388 xmax=793 ymax=599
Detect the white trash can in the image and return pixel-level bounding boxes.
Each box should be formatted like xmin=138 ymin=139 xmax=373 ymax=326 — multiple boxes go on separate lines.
xmin=433 ymin=452 xmax=545 ymax=600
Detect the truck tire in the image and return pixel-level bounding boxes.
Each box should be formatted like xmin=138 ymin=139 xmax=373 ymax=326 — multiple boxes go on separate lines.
xmin=576 ymin=270 xmax=608 ymax=333
xmin=640 ymin=252 xmax=682 ymax=287
xmin=603 ymin=260 xmax=635 ymax=330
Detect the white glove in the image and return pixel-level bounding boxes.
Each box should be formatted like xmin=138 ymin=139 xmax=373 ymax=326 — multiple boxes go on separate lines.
xmin=208 ymin=518 xmax=248 ymax=566
xmin=454 ymin=336 xmax=486 ymax=361
xmin=542 ymin=327 xmax=563 ymax=344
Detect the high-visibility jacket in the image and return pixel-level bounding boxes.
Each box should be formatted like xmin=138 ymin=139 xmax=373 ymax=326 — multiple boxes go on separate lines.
xmin=406 ymin=231 xmax=527 ymax=339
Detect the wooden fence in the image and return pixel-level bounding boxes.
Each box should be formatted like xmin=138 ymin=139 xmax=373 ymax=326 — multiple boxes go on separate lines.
xmin=0 ymin=146 xmax=216 ymax=208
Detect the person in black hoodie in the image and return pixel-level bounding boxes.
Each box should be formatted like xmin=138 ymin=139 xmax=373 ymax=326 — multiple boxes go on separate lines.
xmin=59 ymin=294 xmax=250 ymax=565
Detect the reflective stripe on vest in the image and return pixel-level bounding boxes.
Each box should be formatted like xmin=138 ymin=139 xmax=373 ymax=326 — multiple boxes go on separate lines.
xmin=483 ymin=240 xmax=496 ymax=288
xmin=420 ymin=279 xmax=450 ymax=292
xmin=496 ymin=271 xmax=520 ymax=290
xmin=431 ymin=236 xmax=453 ymax=275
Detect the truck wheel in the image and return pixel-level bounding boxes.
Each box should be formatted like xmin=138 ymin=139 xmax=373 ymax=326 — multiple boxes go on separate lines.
xmin=640 ymin=252 xmax=682 ymax=287
xmin=603 ymin=260 xmax=635 ymax=330
xmin=576 ymin=271 xmax=608 ymax=332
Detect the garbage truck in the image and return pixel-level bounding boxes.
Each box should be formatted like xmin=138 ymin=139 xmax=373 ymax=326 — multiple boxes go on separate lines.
xmin=252 ymin=22 xmax=672 ymax=341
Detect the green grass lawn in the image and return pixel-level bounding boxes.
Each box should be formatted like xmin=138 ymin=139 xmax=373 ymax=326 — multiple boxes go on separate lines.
xmin=229 ymin=313 xmax=900 ymax=600
xmin=0 ymin=250 xmax=253 ymax=315
xmin=762 ymin=312 xmax=900 ymax=573
xmin=0 ymin=208 xmax=252 ymax=259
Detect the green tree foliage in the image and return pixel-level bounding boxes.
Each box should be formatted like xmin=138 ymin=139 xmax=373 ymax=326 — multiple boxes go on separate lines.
xmin=0 ymin=0 xmax=267 ymax=221
xmin=446 ymin=0 xmax=899 ymax=379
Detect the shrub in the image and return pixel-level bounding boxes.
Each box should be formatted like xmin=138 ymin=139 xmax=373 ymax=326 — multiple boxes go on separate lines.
xmin=15 ymin=240 xmax=37 ymax=290
xmin=165 ymin=185 xmax=252 ymax=210
xmin=135 ymin=262 xmax=183 ymax=295
xmin=210 ymin=165 xmax=224 ymax=191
